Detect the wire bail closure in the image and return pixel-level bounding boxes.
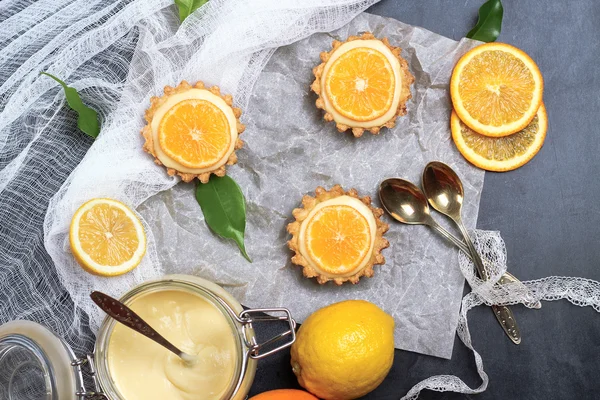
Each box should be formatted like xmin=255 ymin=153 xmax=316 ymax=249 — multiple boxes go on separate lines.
xmin=226 ymin=306 xmax=297 ymax=397
xmin=238 ymin=308 xmax=297 ymax=359
xmin=72 ymin=354 xmax=108 ymax=400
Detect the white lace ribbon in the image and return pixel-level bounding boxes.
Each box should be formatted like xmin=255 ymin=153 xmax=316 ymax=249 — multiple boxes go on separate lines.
xmin=401 ymin=230 xmax=600 ymax=399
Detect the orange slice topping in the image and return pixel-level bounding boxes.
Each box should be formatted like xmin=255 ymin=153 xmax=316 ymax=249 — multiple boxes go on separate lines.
xmin=325 ymin=47 xmax=396 ymax=122
xmin=158 ymin=99 xmax=232 ymax=169
xmin=305 ymin=204 xmax=372 ymax=275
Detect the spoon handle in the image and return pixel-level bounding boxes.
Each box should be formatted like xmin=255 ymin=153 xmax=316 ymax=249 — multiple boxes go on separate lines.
xmin=91 ymin=291 xmax=185 ymax=358
xmin=455 ymin=221 xmax=522 ymax=345
xmin=429 ymin=220 xmax=540 ymax=309
xmin=429 ymin=220 xmax=470 ymax=253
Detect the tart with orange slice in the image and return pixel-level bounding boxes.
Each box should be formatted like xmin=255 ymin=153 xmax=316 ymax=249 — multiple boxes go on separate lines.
xmin=311 ymin=32 xmax=414 ymax=137
xmin=287 ymin=185 xmax=389 ymax=285
xmin=142 ymin=80 xmax=245 ymax=183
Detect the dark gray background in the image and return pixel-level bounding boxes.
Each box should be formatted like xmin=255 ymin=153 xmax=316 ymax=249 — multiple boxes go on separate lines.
xmin=248 ymin=1 xmax=600 ymax=399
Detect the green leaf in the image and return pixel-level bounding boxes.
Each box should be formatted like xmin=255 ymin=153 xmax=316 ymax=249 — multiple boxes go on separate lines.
xmin=175 ymin=0 xmax=209 ymax=23
xmin=466 ymin=0 xmax=503 ymax=42
xmin=40 ymin=72 xmax=100 ymax=138
xmin=195 ymin=175 xmax=251 ymax=262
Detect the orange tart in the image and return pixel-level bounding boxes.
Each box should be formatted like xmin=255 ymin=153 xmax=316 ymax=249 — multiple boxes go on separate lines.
xmin=311 ymin=32 xmax=414 ymax=137
xmin=142 ymin=80 xmax=245 ymax=183
xmin=287 ymin=185 xmax=389 ymax=285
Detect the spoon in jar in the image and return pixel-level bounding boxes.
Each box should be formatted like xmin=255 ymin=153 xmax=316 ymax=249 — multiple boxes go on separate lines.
xmin=421 ymin=161 xmax=522 ymax=344
xmin=378 ymin=177 xmax=540 ymax=308
xmin=90 ymin=291 xmax=197 ymax=366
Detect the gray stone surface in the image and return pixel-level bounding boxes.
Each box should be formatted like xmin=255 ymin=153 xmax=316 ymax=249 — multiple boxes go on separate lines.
xmin=249 ymin=1 xmax=600 ymax=398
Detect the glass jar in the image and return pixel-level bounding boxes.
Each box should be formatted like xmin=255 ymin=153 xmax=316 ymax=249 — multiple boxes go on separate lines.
xmin=0 ymin=275 xmax=296 ymax=399
xmin=0 ymin=320 xmax=87 ymax=400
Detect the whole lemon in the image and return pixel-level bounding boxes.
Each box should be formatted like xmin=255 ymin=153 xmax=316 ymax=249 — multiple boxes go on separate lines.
xmin=290 ymin=300 xmax=395 ymax=399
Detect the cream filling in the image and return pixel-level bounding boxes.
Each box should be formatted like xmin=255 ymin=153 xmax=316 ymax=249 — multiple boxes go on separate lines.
xmin=108 ymin=289 xmax=238 ymax=400
xmin=321 ymin=40 xmax=403 ymax=128
xmin=298 ymin=195 xmax=377 ymax=278
xmin=151 ymin=89 xmax=238 ymax=174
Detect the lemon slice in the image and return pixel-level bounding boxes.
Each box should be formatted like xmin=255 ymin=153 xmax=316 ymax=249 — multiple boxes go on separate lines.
xmin=69 ymin=198 xmax=146 ymax=276
xmin=451 ymin=104 xmax=547 ymax=172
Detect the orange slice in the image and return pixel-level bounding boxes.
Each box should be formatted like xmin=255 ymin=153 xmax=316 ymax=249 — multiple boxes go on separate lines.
xmin=325 ymin=47 xmax=396 ymax=122
xmin=158 ymin=99 xmax=232 ymax=169
xmin=70 ymin=198 xmax=146 ymax=276
xmin=304 ymin=204 xmax=372 ymax=275
xmin=451 ymin=104 xmax=547 ymax=172
xmin=450 ymin=43 xmax=544 ymax=137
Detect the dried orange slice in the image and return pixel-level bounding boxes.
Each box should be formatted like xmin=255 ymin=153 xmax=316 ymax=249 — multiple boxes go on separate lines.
xmin=451 ymin=104 xmax=547 ymax=172
xmin=69 ymin=198 xmax=146 ymax=276
xmin=142 ymin=81 xmax=245 ymax=183
xmin=325 ymin=47 xmax=396 ymax=122
xmin=158 ymin=99 xmax=231 ymax=169
xmin=287 ymin=185 xmax=389 ymax=285
xmin=312 ymin=32 xmax=414 ymax=137
xmin=450 ymin=43 xmax=543 ymax=137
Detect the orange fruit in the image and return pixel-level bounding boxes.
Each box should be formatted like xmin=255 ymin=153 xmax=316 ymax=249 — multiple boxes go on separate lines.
xmin=451 ymin=103 xmax=547 ymax=172
xmin=325 ymin=47 xmax=395 ymax=121
xmin=304 ymin=204 xmax=371 ymax=275
xmin=450 ymin=42 xmax=543 ymax=137
xmin=249 ymin=389 xmax=319 ymax=400
xmin=158 ymin=99 xmax=231 ymax=169
xmin=69 ymin=198 xmax=146 ymax=276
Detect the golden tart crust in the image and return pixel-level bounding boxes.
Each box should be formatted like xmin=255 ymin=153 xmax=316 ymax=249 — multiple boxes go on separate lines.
xmin=287 ymin=185 xmax=389 ymax=285
xmin=142 ymin=80 xmax=245 ymax=183
xmin=311 ymin=32 xmax=414 ymax=137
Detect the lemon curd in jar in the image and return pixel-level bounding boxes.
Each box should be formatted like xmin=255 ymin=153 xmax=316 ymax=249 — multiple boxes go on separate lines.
xmin=107 ymin=289 xmax=238 ymax=400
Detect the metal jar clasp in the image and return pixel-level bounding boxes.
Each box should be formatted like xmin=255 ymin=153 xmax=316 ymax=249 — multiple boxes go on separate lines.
xmin=237 ymin=308 xmax=296 ymax=359
xmin=71 ymin=354 xmax=108 ymax=400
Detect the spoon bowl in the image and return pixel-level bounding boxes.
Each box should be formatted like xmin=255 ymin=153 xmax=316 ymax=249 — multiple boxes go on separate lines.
xmin=379 ymin=177 xmax=480 ymax=251
xmin=422 ymin=161 xmax=464 ymax=218
xmin=379 ymin=178 xmax=433 ymax=226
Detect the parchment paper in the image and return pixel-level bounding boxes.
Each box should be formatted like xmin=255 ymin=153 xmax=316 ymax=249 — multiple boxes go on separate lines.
xmin=138 ymin=13 xmax=484 ymax=359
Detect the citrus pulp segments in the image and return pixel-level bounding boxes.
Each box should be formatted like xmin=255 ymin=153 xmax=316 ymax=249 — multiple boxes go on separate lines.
xmin=325 ymin=47 xmax=396 ymax=122
xmin=304 ymin=204 xmax=372 ymax=276
xmin=69 ymin=198 xmax=146 ymax=276
xmin=451 ymin=104 xmax=547 ymax=172
xmin=158 ymin=99 xmax=232 ymax=169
